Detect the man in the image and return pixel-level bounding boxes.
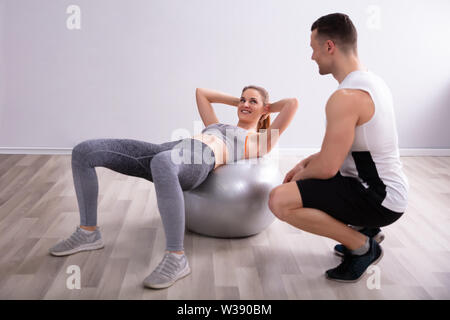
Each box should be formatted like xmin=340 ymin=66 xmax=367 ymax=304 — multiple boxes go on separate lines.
xmin=268 ymin=13 xmax=409 ymax=282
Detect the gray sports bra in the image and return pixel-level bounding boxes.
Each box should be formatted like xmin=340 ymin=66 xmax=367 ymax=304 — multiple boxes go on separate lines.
xmin=201 ymin=123 xmax=249 ymax=163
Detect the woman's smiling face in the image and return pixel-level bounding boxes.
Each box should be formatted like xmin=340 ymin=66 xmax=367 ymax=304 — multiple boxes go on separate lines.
xmin=238 ymin=88 xmax=266 ymax=121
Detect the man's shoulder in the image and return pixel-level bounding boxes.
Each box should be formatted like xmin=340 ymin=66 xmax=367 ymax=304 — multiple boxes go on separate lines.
xmin=331 ymin=88 xmax=371 ymax=100
xmin=327 ymin=89 xmax=372 ymax=111
xmin=326 ymin=89 xmax=363 ymax=110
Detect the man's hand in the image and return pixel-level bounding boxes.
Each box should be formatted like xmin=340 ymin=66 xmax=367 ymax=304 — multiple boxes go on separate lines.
xmin=283 ymin=159 xmax=306 ymax=183
xmin=290 ymin=170 xmax=305 ymax=183
xmin=283 ymin=167 xmax=299 ymax=184
xmin=282 ymin=153 xmax=318 ymax=184
xmin=283 ymin=167 xmax=305 ymax=183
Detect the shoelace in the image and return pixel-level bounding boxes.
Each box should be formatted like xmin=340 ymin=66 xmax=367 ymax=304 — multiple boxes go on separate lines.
xmin=64 ymin=228 xmax=88 ymax=248
xmin=154 ymin=253 xmax=182 ymax=278
xmin=336 ymin=255 xmax=353 ymax=272
xmin=336 ymin=245 xmax=373 ymax=276
xmin=335 ymin=247 xmax=356 ymax=273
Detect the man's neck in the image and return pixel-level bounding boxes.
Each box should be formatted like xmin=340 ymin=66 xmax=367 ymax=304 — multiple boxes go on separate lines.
xmin=332 ymin=54 xmax=366 ymax=84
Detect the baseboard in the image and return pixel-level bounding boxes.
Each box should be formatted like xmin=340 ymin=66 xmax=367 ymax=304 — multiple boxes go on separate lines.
xmin=0 ymin=147 xmax=73 ymax=155
xmin=396 ymin=149 xmax=450 ymax=156
xmin=277 ymin=148 xmax=450 ymax=157
xmin=0 ymin=147 xmax=449 ymax=157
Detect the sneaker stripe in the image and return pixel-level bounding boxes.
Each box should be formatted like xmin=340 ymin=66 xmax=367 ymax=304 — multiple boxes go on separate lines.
xmin=50 ymin=239 xmax=104 ymax=256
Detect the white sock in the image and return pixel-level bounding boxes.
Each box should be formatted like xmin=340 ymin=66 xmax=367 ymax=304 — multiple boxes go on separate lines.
xmin=350 ymin=237 xmax=370 ymax=256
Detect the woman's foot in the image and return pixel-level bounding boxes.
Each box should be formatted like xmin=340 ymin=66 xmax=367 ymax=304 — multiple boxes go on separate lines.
xmin=49 ymin=226 xmax=104 ymax=256
xmin=143 ymin=252 xmax=191 ymax=289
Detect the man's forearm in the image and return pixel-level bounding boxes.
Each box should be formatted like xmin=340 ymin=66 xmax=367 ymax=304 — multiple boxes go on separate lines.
xmin=296 ymin=154 xmax=336 ymax=180
xmin=303 ymin=152 xmax=320 ymax=165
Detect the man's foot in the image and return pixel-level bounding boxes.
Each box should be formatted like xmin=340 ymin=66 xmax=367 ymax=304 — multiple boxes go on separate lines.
xmin=143 ymin=252 xmax=191 ymax=289
xmin=334 ymin=227 xmax=384 ymax=257
xmin=49 ymin=226 xmax=104 ymax=256
xmin=326 ymin=238 xmax=383 ymax=283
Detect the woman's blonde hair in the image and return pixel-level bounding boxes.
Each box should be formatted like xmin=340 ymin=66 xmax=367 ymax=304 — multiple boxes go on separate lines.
xmin=242 ymin=85 xmax=270 ymax=132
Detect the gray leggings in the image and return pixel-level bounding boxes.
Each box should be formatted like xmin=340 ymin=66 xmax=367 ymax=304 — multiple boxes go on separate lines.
xmin=71 ymin=137 xmax=216 ymax=251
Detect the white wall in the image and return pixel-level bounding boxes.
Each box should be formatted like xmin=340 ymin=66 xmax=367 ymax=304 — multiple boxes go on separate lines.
xmin=0 ymin=0 xmax=5 ymax=128
xmin=1 ymin=0 xmax=449 ymax=151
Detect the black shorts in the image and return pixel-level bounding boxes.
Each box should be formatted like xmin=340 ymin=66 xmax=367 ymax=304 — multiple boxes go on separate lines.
xmin=296 ymin=172 xmax=403 ymax=228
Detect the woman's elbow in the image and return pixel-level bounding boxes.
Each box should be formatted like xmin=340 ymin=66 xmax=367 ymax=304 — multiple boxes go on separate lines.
xmin=290 ymin=98 xmax=299 ymax=108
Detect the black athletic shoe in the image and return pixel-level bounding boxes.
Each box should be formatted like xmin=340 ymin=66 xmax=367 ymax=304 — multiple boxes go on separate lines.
xmin=326 ymin=238 xmax=383 ymax=283
xmin=334 ymin=227 xmax=385 ymax=257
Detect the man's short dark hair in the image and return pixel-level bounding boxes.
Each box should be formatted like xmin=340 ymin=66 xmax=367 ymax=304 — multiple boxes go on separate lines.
xmin=311 ymin=13 xmax=357 ymax=52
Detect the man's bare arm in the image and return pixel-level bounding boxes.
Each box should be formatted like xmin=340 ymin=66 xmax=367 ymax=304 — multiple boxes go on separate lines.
xmin=291 ymin=89 xmax=363 ymax=181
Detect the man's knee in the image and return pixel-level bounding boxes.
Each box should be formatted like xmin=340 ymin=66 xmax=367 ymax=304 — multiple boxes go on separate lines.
xmin=268 ymin=187 xmax=279 ymax=211
xmin=268 ymin=183 xmax=304 ymax=221
xmin=268 ymin=187 xmax=289 ymax=221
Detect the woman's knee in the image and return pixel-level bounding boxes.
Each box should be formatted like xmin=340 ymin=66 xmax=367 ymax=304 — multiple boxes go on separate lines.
xmin=72 ymin=139 xmax=101 ymax=156
xmin=72 ymin=139 xmax=97 ymax=164
xmin=150 ymin=151 xmax=176 ymax=174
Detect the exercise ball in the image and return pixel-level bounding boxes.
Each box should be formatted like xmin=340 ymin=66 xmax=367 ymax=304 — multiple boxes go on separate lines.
xmin=183 ymin=155 xmax=283 ymax=238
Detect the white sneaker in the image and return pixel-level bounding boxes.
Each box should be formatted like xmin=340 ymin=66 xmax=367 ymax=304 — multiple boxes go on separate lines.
xmin=49 ymin=226 xmax=104 ymax=256
xmin=143 ymin=252 xmax=191 ymax=289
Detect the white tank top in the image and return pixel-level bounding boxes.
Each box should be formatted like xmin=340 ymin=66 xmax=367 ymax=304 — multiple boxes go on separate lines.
xmin=337 ymin=70 xmax=409 ymax=213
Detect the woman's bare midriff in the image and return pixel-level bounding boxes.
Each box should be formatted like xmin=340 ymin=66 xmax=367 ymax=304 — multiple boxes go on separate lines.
xmin=191 ymin=133 xmax=227 ymax=169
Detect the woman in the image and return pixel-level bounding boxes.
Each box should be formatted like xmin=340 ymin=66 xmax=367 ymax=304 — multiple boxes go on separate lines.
xmin=49 ymin=86 xmax=299 ymax=289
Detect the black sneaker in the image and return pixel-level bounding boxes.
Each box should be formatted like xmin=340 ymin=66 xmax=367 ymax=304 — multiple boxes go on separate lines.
xmin=326 ymin=238 xmax=383 ymax=283
xmin=334 ymin=227 xmax=385 ymax=257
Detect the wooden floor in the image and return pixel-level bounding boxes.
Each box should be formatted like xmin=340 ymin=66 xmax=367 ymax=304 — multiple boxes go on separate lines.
xmin=0 ymin=153 xmax=449 ymax=300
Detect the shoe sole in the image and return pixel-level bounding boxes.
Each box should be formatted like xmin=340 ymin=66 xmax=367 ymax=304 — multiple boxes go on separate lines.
xmin=326 ymin=246 xmax=384 ymax=283
xmin=49 ymin=240 xmax=105 ymax=257
xmin=334 ymin=233 xmax=385 ymax=257
xmin=143 ymin=264 xmax=192 ymax=289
